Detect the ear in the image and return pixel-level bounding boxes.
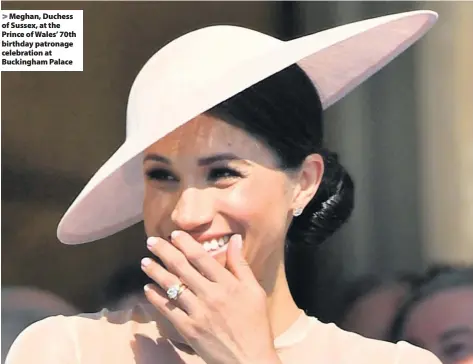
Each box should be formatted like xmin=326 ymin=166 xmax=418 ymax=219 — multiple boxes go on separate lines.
xmin=291 ymin=153 xmax=324 ymax=213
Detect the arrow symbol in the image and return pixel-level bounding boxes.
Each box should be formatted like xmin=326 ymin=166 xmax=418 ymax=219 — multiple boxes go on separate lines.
xmin=2 ymin=14 xmax=7 ymax=19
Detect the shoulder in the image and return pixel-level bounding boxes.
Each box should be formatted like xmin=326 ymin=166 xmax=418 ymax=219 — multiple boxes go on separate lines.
xmin=395 ymin=341 xmax=442 ymax=364
xmin=5 ymin=304 xmax=168 ymax=364
xmin=5 ymin=315 xmax=76 ymax=364
xmin=317 ymin=322 xmax=441 ymax=363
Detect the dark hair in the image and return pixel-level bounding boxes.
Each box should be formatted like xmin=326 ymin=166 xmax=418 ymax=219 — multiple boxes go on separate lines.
xmin=207 ymin=63 xmax=355 ymax=312
xmin=388 ymin=266 xmax=473 ymax=342
xmin=395 ymin=272 xmax=422 ymax=288
xmin=101 ymin=265 xmax=153 ymax=309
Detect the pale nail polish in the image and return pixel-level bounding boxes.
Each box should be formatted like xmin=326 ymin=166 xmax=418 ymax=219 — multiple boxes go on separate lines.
xmin=147 ymin=237 xmax=158 ymax=247
xmin=141 ymin=257 xmax=152 ymax=267
xmin=234 ymin=234 xmax=243 ymax=249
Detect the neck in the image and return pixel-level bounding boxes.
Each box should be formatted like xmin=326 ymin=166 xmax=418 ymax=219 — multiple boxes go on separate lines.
xmin=263 ymin=261 xmax=304 ymax=340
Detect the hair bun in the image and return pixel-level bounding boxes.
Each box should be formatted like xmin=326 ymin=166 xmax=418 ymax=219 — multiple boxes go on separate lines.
xmin=287 ymin=149 xmax=354 ymax=248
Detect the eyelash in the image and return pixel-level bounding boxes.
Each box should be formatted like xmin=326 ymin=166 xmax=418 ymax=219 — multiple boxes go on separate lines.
xmin=145 ymin=167 xmax=244 ymax=183
xmin=146 ymin=169 xmax=177 ymax=182
xmin=444 ymin=342 xmax=468 ymax=359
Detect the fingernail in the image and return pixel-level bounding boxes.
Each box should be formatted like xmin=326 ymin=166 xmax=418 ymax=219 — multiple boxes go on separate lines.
xmin=171 ymin=231 xmax=180 ymax=240
xmin=234 ymin=234 xmax=243 ymax=249
xmin=141 ymin=257 xmax=152 ymax=267
xmin=144 ymin=284 xmax=152 ymax=292
xmin=147 ymin=237 xmax=158 ymax=247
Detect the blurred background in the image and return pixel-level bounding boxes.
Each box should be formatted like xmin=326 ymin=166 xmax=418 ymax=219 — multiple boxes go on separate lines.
xmin=2 ymin=1 xmax=472 ymax=358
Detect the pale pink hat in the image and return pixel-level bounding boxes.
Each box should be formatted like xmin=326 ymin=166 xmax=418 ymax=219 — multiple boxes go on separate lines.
xmin=57 ymin=10 xmax=438 ymax=245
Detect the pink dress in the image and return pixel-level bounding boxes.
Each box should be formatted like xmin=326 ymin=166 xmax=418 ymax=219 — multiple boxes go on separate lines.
xmin=5 ymin=304 xmax=441 ymax=364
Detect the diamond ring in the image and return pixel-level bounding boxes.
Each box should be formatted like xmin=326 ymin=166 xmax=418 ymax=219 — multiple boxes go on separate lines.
xmin=166 ymin=283 xmax=187 ymax=300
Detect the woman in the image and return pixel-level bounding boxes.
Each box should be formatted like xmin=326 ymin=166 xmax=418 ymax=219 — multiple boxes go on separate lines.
xmin=389 ymin=267 xmax=473 ymax=364
xmin=6 ymin=10 xmax=441 ymax=364
xmin=336 ymin=273 xmax=418 ymax=340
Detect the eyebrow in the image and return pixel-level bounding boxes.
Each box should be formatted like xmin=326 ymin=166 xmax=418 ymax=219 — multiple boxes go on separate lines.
xmin=440 ymin=327 xmax=473 ymax=342
xmin=143 ymin=153 xmax=242 ymax=166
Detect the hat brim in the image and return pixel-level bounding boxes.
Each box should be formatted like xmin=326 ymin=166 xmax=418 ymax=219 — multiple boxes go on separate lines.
xmin=58 ymin=10 xmax=437 ymax=244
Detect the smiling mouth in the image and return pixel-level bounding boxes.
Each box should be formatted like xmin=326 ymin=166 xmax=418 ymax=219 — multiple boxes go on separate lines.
xmin=201 ymin=235 xmax=231 ymax=252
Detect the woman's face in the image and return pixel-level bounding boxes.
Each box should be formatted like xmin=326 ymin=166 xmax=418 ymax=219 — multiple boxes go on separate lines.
xmin=342 ymin=283 xmax=408 ymax=340
xmin=142 ymin=114 xmax=322 ymax=282
xmin=402 ymin=286 xmax=473 ymax=364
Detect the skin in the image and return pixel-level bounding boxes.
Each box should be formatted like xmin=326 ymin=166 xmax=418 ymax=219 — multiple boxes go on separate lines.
xmin=140 ymin=114 xmax=324 ymax=363
xmin=342 ymin=283 xmax=409 ymax=340
xmin=402 ymin=287 xmax=473 ymax=364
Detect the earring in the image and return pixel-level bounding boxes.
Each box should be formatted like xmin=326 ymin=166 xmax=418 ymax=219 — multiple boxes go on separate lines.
xmin=293 ymin=207 xmax=303 ymax=217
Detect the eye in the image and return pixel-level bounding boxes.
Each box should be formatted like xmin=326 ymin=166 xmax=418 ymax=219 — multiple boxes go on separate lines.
xmin=208 ymin=167 xmax=243 ymax=182
xmin=443 ymin=342 xmax=471 ymax=362
xmin=145 ymin=168 xmax=178 ymax=182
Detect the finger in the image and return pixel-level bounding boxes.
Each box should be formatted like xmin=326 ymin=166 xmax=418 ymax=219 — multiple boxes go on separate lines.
xmin=170 ymin=230 xmax=234 ymax=283
xmin=225 ymin=234 xmax=255 ymax=282
xmin=147 ymin=237 xmax=209 ymax=295
xmin=141 ymin=257 xmax=198 ymax=314
xmin=143 ymin=283 xmax=193 ymax=334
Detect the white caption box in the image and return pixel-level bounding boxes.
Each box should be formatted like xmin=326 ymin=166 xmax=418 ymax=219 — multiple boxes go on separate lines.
xmin=1 ymin=10 xmax=83 ymax=71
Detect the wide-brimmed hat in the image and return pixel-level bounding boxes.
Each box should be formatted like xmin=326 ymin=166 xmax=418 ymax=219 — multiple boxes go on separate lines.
xmin=57 ymin=10 xmax=438 ymax=245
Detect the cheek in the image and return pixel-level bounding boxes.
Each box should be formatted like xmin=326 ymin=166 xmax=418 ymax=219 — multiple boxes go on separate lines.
xmin=142 ymin=187 xmax=173 ymax=235
xmin=221 ymin=176 xmax=291 ymax=237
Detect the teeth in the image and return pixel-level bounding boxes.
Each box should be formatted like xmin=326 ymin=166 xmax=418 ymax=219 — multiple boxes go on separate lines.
xmin=210 ymin=239 xmax=219 ymax=250
xmin=202 ymin=235 xmax=231 ymax=252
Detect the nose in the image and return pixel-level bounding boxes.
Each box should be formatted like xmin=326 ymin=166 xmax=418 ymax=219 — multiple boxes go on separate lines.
xmin=171 ymin=187 xmax=215 ymax=232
